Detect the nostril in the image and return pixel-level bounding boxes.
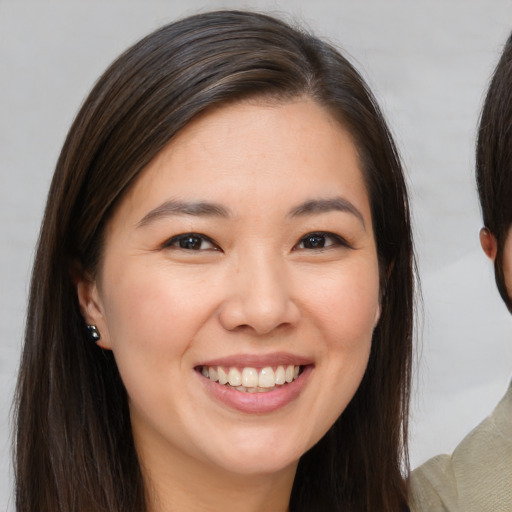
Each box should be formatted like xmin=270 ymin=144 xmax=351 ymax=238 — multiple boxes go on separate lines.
xmin=217 ymin=281 xmax=300 ymax=334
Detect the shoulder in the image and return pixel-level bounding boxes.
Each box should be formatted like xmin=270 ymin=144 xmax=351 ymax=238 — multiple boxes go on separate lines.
xmin=409 ymin=382 xmax=512 ymax=512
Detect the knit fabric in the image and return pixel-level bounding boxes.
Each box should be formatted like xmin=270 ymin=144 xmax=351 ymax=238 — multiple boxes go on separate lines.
xmin=409 ymin=381 xmax=512 ymax=512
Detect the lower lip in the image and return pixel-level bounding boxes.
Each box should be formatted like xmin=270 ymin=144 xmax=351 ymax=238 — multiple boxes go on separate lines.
xmin=198 ymin=366 xmax=313 ymax=414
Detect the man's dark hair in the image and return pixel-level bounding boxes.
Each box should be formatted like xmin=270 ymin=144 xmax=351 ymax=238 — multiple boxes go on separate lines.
xmin=476 ymin=32 xmax=512 ymax=311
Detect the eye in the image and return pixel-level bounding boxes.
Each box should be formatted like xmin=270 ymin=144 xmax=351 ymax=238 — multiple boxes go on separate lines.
xmin=295 ymin=232 xmax=348 ymax=250
xmin=163 ymin=233 xmax=218 ymax=251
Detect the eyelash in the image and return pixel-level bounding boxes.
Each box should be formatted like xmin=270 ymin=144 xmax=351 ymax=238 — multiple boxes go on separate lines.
xmin=294 ymin=231 xmax=350 ymax=251
xmin=162 ymin=231 xmax=350 ymax=252
xmin=162 ymin=233 xmax=219 ymax=251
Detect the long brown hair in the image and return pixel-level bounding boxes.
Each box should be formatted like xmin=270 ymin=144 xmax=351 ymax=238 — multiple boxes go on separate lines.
xmin=14 ymin=10 xmax=414 ymax=511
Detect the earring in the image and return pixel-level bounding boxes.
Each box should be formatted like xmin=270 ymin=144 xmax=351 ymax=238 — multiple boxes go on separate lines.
xmin=87 ymin=325 xmax=101 ymax=341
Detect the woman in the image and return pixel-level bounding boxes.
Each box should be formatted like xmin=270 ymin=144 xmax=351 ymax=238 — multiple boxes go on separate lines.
xmin=14 ymin=10 xmax=414 ymax=512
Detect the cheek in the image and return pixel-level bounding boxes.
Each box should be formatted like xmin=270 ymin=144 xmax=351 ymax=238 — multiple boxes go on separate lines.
xmin=98 ymin=267 xmax=217 ymax=420
xmin=297 ymin=264 xmax=378 ymax=441
xmin=101 ymin=266 xmax=213 ymax=361
xmin=302 ymin=263 xmax=381 ymax=346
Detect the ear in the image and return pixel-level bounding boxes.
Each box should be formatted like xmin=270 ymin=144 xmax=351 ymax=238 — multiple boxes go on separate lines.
xmin=72 ymin=265 xmax=112 ymax=350
xmin=479 ymin=227 xmax=497 ymax=262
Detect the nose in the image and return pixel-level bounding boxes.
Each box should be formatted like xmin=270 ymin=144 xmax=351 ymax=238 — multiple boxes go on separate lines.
xmin=218 ymin=252 xmax=300 ymax=335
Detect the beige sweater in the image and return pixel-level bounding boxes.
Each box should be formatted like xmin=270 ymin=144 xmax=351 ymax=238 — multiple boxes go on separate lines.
xmin=409 ymin=382 xmax=512 ymax=512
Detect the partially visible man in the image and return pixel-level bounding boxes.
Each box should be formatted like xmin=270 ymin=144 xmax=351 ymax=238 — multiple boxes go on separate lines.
xmin=409 ymin=33 xmax=512 ymax=512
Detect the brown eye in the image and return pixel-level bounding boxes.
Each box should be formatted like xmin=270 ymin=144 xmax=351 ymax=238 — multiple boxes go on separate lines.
xmin=296 ymin=232 xmax=348 ymax=250
xmin=179 ymin=235 xmax=204 ymax=250
xmin=164 ymin=233 xmax=218 ymax=251
xmin=300 ymin=234 xmax=328 ymax=249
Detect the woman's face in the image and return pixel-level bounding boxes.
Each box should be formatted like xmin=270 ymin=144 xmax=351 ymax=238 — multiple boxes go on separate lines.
xmin=79 ymin=98 xmax=381 ymax=480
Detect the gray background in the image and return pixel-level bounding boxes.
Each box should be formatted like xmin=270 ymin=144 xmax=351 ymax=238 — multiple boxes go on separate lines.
xmin=1 ymin=0 xmax=512 ymax=509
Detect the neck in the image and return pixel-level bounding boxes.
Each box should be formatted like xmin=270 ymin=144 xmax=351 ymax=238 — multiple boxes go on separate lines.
xmin=138 ymin=437 xmax=296 ymax=512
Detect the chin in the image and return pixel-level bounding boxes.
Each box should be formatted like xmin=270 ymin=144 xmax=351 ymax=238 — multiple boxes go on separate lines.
xmin=203 ymin=434 xmax=306 ymax=477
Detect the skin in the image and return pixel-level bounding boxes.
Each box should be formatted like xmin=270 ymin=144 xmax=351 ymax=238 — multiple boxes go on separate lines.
xmin=480 ymin=225 xmax=512 ymax=298
xmin=77 ymin=98 xmax=381 ymax=512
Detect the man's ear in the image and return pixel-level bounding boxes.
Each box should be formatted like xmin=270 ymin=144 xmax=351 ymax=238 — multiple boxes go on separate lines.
xmin=71 ymin=263 xmax=112 ymax=350
xmin=479 ymin=227 xmax=497 ymax=262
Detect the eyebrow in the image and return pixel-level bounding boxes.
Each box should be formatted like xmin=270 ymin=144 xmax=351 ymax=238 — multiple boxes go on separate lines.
xmin=137 ymin=199 xmax=231 ymax=227
xmin=288 ymin=197 xmax=366 ymax=228
xmin=137 ymin=196 xmax=365 ymax=229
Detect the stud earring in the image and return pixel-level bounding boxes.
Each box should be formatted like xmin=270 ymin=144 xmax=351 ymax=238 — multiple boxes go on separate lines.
xmin=87 ymin=325 xmax=101 ymax=341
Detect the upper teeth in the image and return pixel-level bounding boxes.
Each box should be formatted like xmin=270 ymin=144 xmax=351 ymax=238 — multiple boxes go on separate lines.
xmin=201 ymin=365 xmax=300 ymax=391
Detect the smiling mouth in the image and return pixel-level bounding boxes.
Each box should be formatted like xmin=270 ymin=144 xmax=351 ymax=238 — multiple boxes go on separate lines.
xmin=198 ymin=365 xmax=303 ymax=393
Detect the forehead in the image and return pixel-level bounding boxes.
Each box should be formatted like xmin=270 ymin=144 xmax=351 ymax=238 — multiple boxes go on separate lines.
xmin=110 ymin=98 xmax=370 ymax=226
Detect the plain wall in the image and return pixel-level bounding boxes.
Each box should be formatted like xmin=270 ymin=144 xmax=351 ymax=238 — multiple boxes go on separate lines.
xmin=1 ymin=0 xmax=512 ymax=509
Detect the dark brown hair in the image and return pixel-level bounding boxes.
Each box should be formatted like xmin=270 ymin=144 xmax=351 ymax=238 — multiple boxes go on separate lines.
xmin=14 ymin=10 xmax=414 ymax=512
xmin=476 ymin=32 xmax=512 ymax=312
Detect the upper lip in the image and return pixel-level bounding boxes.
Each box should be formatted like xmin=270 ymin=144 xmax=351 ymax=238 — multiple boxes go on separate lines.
xmin=197 ymin=352 xmax=313 ymax=368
